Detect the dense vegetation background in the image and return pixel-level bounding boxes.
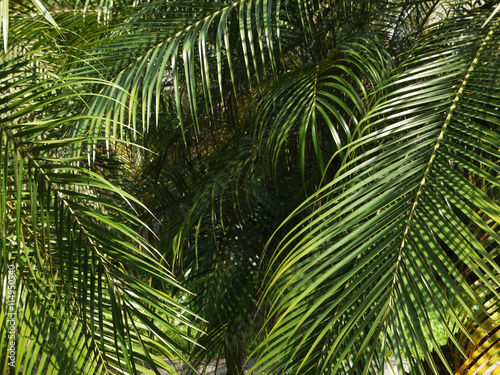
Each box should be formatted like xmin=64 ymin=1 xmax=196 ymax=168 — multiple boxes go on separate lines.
xmin=1 ymin=0 xmax=500 ymax=374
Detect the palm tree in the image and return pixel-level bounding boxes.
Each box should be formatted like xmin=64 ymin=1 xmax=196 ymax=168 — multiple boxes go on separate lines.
xmin=0 ymin=4 xmax=199 ymax=375
xmin=2 ymin=0 xmax=500 ymax=374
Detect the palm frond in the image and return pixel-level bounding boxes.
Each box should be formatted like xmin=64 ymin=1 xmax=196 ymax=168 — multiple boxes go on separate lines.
xmin=252 ymin=9 xmax=500 ymax=375
xmin=1 ymin=0 xmax=61 ymax=53
xmin=65 ymin=0 xmax=396 ymax=141
xmin=255 ymin=37 xmax=392 ymax=189
xmin=0 ymin=46 xmax=199 ymax=374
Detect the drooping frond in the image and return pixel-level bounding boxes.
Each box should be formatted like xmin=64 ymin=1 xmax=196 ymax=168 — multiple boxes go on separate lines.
xmin=255 ymin=37 xmax=392 ymax=187
xmin=65 ymin=0 xmax=400 ymax=141
xmin=252 ymin=9 xmax=500 ymax=375
xmin=0 ymin=44 xmax=198 ymax=375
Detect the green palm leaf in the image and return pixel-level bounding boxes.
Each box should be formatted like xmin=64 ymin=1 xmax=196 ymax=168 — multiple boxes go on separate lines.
xmin=0 ymin=40 xmax=199 ymax=374
xmin=66 ymin=0 xmax=402 ymax=141
xmin=5 ymin=1 xmax=500 ymax=375
xmin=67 ymin=0 xmax=282 ymax=136
xmin=255 ymin=37 xmax=392 ymax=189
xmin=253 ymin=9 xmax=500 ymax=375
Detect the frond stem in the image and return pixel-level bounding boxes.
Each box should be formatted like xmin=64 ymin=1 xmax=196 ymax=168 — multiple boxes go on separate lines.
xmin=389 ymin=18 xmax=498 ymax=302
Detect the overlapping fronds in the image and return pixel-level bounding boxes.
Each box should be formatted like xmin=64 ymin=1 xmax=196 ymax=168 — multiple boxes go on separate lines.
xmin=0 ymin=36 xmax=198 ymax=374
xmin=136 ymin=120 xmax=287 ymax=373
xmin=4 ymin=1 xmax=500 ymax=375
xmin=65 ymin=0 xmax=398 ymax=142
xmin=252 ymin=10 xmax=500 ymax=375
xmin=67 ymin=0 xmax=285 ymax=137
xmin=255 ymin=37 xmax=392 ymax=187
xmin=0 ymin=0 xmax=60 ymax=53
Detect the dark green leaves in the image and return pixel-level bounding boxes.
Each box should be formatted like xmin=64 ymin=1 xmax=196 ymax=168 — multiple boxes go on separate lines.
xmin=253 ymin=10 xmax=500 ymax=375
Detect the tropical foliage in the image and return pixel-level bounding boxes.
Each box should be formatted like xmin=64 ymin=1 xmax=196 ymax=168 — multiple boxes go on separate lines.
xmin=1 ymin=0 xmax=500 ymax=374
